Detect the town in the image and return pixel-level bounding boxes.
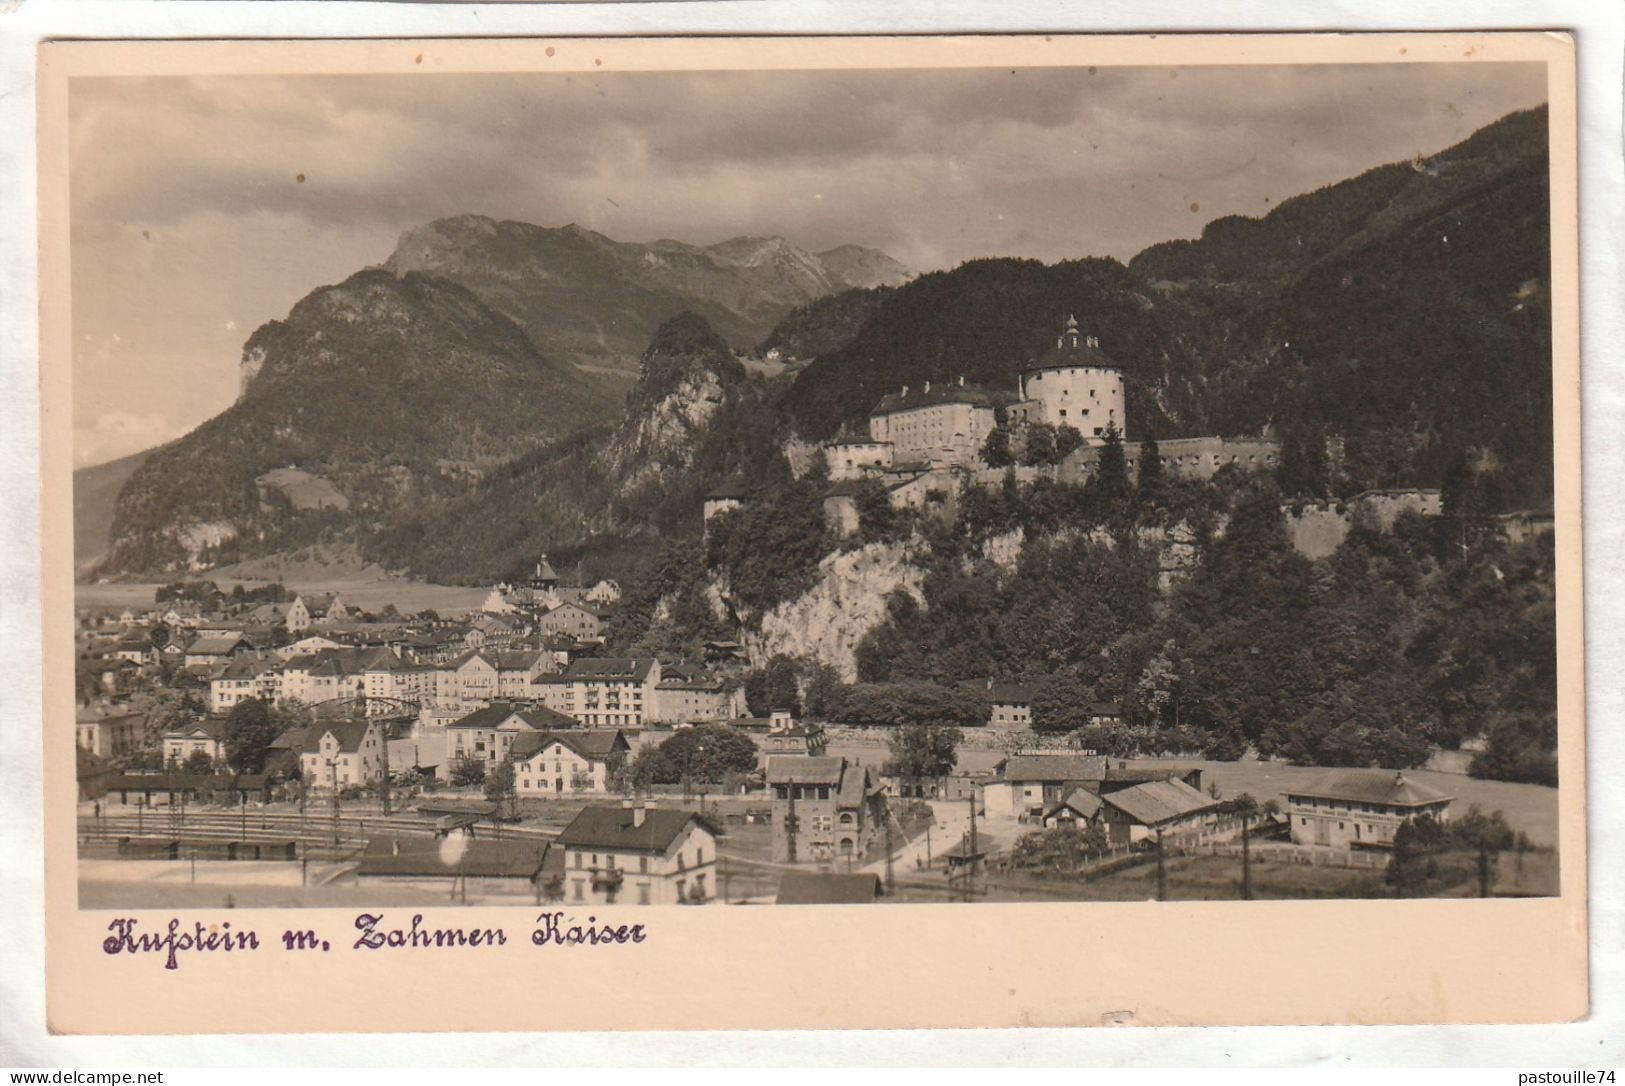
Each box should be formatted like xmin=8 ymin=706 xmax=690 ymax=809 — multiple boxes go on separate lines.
xmin=73 ymin=317 xmax=1558 ymax=907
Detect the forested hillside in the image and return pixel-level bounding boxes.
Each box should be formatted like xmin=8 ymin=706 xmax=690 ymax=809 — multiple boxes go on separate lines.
xmin=784 ymin=106 xmax=1553 ymax=509
xmin=103 ymin=270 xmax=607 ymax=572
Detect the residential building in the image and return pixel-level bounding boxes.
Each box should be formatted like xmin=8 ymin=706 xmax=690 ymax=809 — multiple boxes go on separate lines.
xmin=535 ymin=601 xmax=604 ymax=642
xmin=435 ymin=648 xmax=501 ymax=706
xmin=298 ymin=720 xmax=387 ymax=789
xmin=868 ymin=377 xmax=999 ymax=467
xmin=75 ymin=711 xmax=148 ymax=760
xmin=765 ymin=756 xmax=888 ymax=864
xmin=585 ymin=579 xmax=621 ymax=604
xmin=1284 ymin=770 xmax=1454 ymax=849
xmin=512 ymin=728 xmax=631 ymax=795
xmin=650 ymin=665 xmax=739 ymax=724
xmin=534 ymin=658 xmax=662 ymax=729
xmin=209 ymin=653 xmax=281 ymax=713
xmin=360 ymin=650 xmax=435 ymax=714
xmin=161 ymin=719 xmax=228 ymax=767
xmin=555 ymin=803 xmax=722 ymax=906
xmin=982 ymin=754 xmax=1107 ymax=821
xmin=445 ymin=702 xmax=582 ymax=770
xmin=276 ymin=634 xmax=346 ymax=660
xmin=1099 ymin=778 xmax=1221 ymax=845
xmin=758 ymin=717 xmax=828 ymax=761
xmin=183 ymin=634 xmax=252 ymax=669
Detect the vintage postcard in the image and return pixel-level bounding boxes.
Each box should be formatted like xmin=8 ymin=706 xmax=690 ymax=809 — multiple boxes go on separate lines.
xmin=38 ymin=32 xmax=1585 ymax=1033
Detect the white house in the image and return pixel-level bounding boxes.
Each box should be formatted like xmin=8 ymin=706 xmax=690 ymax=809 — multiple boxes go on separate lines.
xmin=555 ymin=803 xmax=722 ymax=906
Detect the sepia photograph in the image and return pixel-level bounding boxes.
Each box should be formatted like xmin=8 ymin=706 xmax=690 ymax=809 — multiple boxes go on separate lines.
xmin=32 ymin=31 xmax=1589 ymax=1034
xmin=62 ymin=44 xmax=1571 ymax=912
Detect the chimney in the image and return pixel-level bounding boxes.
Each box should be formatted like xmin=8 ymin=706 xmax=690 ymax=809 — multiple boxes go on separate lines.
xmin=958 ymin=374 xmax=966 ymax=387
xmin=901 ymin=385 xmax=909 ymax=397
xmin=391 ymin=840 xmax=400 ymax=856
xmin=633 ymin=803 xmax=647 ymax=828
xmin=923 ymin=380 xmax=931 ymax=394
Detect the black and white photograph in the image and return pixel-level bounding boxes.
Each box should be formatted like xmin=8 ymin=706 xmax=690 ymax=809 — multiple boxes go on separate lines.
xmin=58 ymin=39 xmax=1574 ymax=925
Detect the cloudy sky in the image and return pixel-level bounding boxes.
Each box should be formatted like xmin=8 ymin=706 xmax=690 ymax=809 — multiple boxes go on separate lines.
xmin=69 ymin=61 xmax=1546 ymax=467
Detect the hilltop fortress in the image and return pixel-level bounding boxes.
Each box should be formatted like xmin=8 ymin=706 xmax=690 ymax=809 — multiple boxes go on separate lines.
xmin=816 ymin=314 xmax=1282 ymax=522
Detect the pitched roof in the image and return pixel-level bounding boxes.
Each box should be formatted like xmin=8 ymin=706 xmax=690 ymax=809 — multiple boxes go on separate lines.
xmin=510 ymin=728 xmax=628 ymax=762
xmin=998 ymin=754 xmax=1107 ymax=783
xmin=1282 ymin=770 xmax=1454 ymax=808
xmin=1101 ymin=778 xmax=1218 ymax=826
xmin=445 ymin=702 xmax=579 ymax=732
xmin=775 ymin=872 xmax=883 ymax=905
xmin=299 ymin=720 xmax=376 ymax=754
xmin=986 ymin=682 xmax=1036 ymax=705
xmin=870 ymin=382 xmax=1000 ymax=417
xmin=704 ymin=477 xmax=753 ymax=501
xmin=185 ymin=635 xmax=248 ymax=656
xmin=556 ymin=805 xmax=721 ymax=854
xmin=766 ymin=756 xmax=845 ymax=786
xmin=1044 ymin=786 xmax=1105 ymax=820
xmin=492 ymin=649 xmax=546 ymax=671
xmin=564 ymin=657 xmax=657 ymax=682
xmin=162 ymin=719 xmax=228 ymax=740
xmin=355 ymin=836 xmax=550 ymax=880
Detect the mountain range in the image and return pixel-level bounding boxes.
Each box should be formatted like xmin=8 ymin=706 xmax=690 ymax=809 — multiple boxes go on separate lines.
xmin=80 ymin=105 xmax=1552 ymax=582
xmin=380 ymin=215 xmax=911 ymax=380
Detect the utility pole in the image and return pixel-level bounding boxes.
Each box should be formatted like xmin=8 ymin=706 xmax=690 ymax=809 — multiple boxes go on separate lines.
xmin=967 ymin=791 xmax=979 ymax=902
xmin=329 ymin=758 xmax=341 ymax=849
xmin=883 ymin=807 xmax=895 ymax=895
xmin=1155 ymin=826 xmax=1167 ymax=902
xmin=1240 ymin=810 xmax=1253 ymax=901
xmin=378 ymin=706 xmax=392 ymax=817
xmin=784 ymin=785 xmax=799 ymax=864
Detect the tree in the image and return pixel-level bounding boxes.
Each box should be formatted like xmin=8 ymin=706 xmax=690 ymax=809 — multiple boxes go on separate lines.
xmin=744 ymin=655 xmax=802 ymax=716
xmin=1137 ymin=431 xmax=1164 ymax=498
xmin=450 ymin=754 xmax=487 ymax=788
xmin=635 ymin=724 xmax=759 ymax=786
xmin=1053 ymin=424 xmax=1085 ymax=461
xmin=1030 ymin=672 xmax=1103 ymax=733
xmin=1094 ymin=422 xmax=1130 ymax=505
xmin=222 ymin=698 xmax=287 ymax=774
xmin=1384 ymin=813 xmax=1449 ymax=897
xmin=1275 ymin=426 xmax=1329 ymax=498
xmin=1470 ymin=714 xmax=1557 ymax=786
xmin=884 ymin=723 xmax=962 ymax=788
xmin=1452 ymin=805 xmax=1515 ymax=897
xmin=182 ymin=749 xmax=214 ymax=776
xmin=981 ymin=426 xmax=1014 ymax=468
xmin=485 ymin=757 xmax=517 ymax=816
xmin=1021 ymin=423 xmax=1057 ymax=467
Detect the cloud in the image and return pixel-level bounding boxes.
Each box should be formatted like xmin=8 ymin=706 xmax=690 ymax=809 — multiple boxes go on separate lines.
xmin=74 ymin=411 xmax=179 ymax=468
xmin=66 ymin=61 xmax=1550 ymax=438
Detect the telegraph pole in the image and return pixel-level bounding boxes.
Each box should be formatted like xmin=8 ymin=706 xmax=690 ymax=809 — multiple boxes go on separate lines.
xmin=966 ymin=791 xmax=979 ymax=902
xmin=883 ymin=808 xmax=895 ymax=894
xmin=1240 ymin=810 xmax=1253 ymax=901
xmin=377 ymin=703 xmax=392 ymax=817
xmin=1155 ymin=826 xmax=1167 ymax=902
xmin=784 ymin=785 xmax=799 ymax=864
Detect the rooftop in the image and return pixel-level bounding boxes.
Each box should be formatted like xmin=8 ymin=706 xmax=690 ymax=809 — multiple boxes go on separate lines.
xmin=555 ymin=805 xmax=721 ymax=854
xmin=998 ymin=754 xmax=1108 ymax=783
xmin=775 ymin=871 xmax=883 ymax=905
xmin=1101 ymin=778 xmax=1218 ymax=826
xmin=1282 ymin=770 xmax=1454 ymax=808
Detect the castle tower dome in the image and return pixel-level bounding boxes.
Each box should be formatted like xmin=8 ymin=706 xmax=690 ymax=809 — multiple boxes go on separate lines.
xmin=1018 ymin=312 xmax=1127 ymax=444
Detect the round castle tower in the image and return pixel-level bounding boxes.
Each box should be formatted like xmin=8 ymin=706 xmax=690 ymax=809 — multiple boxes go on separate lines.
xmin=1018 ymin=315 xmax=1126 ymax=444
